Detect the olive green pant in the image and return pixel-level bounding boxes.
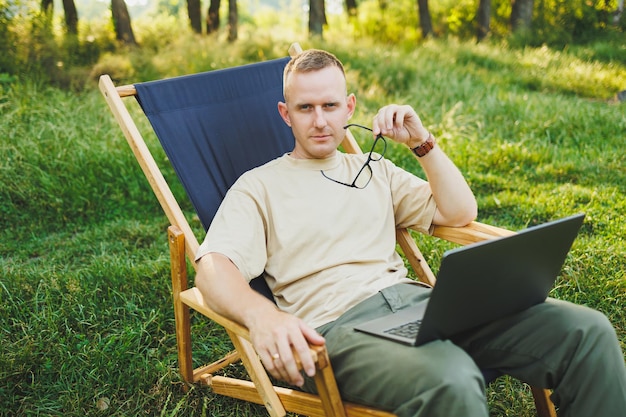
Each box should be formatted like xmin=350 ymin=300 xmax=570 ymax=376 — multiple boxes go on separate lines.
xmin=304 ymin=283 xmax=626 ymax=417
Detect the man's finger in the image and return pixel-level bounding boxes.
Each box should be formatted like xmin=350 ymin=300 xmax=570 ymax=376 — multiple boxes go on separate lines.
xmin=277 ymin=344 xmax=305 ymax=386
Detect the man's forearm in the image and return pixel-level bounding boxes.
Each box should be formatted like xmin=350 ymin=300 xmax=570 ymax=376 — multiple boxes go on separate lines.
xmin=416 ymin=145 xmax=477 ymax=227
xmin=195 ymin=253 xmax=279 ymax=329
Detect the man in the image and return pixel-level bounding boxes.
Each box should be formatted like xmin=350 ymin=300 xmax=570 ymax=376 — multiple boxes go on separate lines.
xmin=195 ymin=49 xmax=626 ymax=416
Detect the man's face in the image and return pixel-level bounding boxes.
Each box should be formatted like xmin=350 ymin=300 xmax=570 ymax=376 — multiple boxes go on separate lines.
xmin=278 ymin=66 xmax=355 ymax=159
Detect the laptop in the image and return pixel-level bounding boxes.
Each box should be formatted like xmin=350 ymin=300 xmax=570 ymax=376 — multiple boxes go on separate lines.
xmin=354 ymin=213 xmax=585 ymax=346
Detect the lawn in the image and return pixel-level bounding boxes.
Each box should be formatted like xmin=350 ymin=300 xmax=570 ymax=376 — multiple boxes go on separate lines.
xmin=1 ymin=37 xmax=624 ymax=416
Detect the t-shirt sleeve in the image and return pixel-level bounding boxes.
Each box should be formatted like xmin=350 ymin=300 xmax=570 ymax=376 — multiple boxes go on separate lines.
xmin=195 ymin=184 xmax=268 ymax=282
xmin=386 ymin=160 xmax=437 ymax=234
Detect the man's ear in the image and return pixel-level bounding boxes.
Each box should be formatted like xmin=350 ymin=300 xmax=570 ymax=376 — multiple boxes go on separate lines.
xmin=346 ymin=93 xmax=356 ymax=119
xmin=277 ymin=102 xmax=291 ymax=127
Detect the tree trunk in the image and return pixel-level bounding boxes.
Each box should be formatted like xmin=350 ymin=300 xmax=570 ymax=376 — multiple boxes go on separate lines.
xmin=187 ymin=0 xmax=202 ymax=33
xmin=614 ymin=0 xmax=624 ymax=25
xmin=416 ymin=0 xmax=433 ymax=38
xmin=62 ymin=0 xmax=78 ymax=35
xmin=41 ymin=0 xmax=53 ymax=14
xmin=207 ymin=0 xmax=221 ymax=34
xmin=111 ymin=0 xmax=137 ymax=45
xmin=309 ymin=0 xmax=326 ymax=38
xmin=346 ymin=0 xmax=357 ymax=16
xmin=511 ymin=0 xmax=534 ymax=32
xmin=227 ymin=0 xmax=237 ymax=42
xmin=476 ymin=0 xmax=490 ymax=41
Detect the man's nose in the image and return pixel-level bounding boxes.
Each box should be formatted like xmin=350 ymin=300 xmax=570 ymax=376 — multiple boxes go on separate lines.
xmin=313 ymin=107 xmax=327 ymax=128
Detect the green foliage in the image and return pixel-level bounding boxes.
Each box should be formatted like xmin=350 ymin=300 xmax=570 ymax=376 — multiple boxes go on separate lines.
xmin=0 ymin=4 xmax=116 ymax=88
xmin=1 ymin=0 xmax=624 ymax=84
xmin=2 ymin=35 xmax=624 ymax=416
xmin=508 ymin=0 xmax=624 ymax=47
xmin=347 ymin=0 xmax=623 ymax=47
xmin=350 ymin=0 xmax=420 ymax=44
xmin=12 ymin=9 xmax=60 ymax=77
xmin=450 ymin=42 xmax=626 ymax=99
xmin=444 ymin=0 xmax=479 ymax=38
xmin=155 ymin=0 xmax=184 ymax=16
xmin=133 ymin=12 xmax=189 ymax=52
xmin=0 ymin=2 xmax=17 ymax=74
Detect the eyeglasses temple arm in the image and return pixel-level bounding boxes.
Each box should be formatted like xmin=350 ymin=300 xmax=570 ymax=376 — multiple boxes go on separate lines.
xmin=342 ymin=128 xmax=363 ymax=155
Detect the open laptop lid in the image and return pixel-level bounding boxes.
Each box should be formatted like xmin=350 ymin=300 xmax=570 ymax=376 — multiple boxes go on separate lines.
xmin=414 ymin=213 xmax=585 ymax=346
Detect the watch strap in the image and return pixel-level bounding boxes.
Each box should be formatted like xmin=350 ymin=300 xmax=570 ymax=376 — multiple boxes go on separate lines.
xmin=411 ymin=132 xmax=435 ymax=157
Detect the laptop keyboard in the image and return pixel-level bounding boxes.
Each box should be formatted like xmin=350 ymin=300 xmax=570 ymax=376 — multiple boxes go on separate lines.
xmin=384 ymin=319 xmax=422 ymax=339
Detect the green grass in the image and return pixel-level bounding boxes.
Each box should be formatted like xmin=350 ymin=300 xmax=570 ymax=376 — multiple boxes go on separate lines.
xmin=1 ymin=35 xmax=624 ymax=416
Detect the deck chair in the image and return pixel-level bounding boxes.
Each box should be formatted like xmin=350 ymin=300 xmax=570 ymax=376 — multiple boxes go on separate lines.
xmin=99 ymin=43 xmax=557 ymax=417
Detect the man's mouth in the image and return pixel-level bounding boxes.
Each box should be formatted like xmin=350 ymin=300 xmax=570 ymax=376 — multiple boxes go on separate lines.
xmin=311 ymin=133 xmax=332 ymax=141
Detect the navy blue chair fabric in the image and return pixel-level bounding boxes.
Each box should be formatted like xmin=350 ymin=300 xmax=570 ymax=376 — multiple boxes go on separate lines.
xmin=135 ymin=57 xmax=294 ymax=231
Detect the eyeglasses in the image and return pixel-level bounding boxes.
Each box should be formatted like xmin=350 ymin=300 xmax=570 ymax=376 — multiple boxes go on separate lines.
xmin=321 ymin=123 xmax=387 ymax=189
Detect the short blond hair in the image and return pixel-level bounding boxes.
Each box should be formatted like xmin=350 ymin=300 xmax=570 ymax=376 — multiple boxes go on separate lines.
xmin=283 ymin=49 xmax=346 ymax=98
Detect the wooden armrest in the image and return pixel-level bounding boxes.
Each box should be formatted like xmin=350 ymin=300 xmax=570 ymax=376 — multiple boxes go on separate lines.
xmin=179 ymin=287 xmax=329 ymax=369
xmin=433 ymin=221 xmax=516 ymax=245
xmin=180 ymin=287 xmax=251 ymax=337
xmin=308 ymin=344 xmax=330 ymax=369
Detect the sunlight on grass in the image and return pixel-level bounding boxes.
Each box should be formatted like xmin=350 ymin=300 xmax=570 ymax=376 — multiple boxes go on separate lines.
xmin=1 ymin=28 xmax=625 ymax=417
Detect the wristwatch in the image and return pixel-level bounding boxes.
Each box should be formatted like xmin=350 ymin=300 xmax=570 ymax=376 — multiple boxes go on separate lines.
xmin=411 ymin=132 xmax=436 ymax=157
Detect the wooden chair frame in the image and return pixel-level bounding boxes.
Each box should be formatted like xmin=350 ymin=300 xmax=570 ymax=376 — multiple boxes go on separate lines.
xmin=99 ymin=43 xmax=556 ymax=417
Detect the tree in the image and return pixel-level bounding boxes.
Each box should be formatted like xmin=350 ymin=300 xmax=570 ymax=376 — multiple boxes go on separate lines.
xmin=309 ymin=0 xmax=326 ymax=38
xmin=188 ymin=0 xmax=202 ymax=33
xmin=476 ymin=0 xmax=490 ymax=41
xmin=111 ymin=0 xmax=137 ymax=45
xmin=41 ymin=0 xmax=53 ymax=14
xmin=62 ymin=0 xmax=78 ymax=35
xmin=614 ymin=0 xmax=624 ymax=25
xmin=207 ymin=0 xmax=221 ymax=33
xmin=346 ymin=0 xmax=357 ymax=16
xmin=511 ymin=0 xmax=534 ymax=32
xmin=227 ymin=0 xmax=237 ymax=41
xmin=416 ymin=0 xmax=433 ymax=38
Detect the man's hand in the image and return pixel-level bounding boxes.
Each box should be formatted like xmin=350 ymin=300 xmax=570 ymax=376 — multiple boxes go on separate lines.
xmin=372 ymin=104 xmax=430 ymax=149
xmin=196 ymin=253 xmax=325 ymax=387
xmin=248 ymin=308 xmax=326 ymax=387
xmin=369 ymin=104 xmax=477 ymax=227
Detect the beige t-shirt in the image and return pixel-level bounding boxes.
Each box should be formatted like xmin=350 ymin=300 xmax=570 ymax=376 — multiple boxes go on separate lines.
xmin=196 ymin=151 xmax=437 ymax=328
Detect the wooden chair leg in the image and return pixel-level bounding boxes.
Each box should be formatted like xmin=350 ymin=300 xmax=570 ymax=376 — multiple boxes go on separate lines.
xmin=228 ymin=330 xmax=287 ymax=417
xmin=168 ymin=225 xmax=194 ymax=384
xmin=313 ymin=348 xmax=348 ymax=417
xmin=531 ymin=387 xmax=557 ymax=417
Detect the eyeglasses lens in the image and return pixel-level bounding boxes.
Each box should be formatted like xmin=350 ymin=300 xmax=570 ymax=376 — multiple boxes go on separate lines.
xmin=353 ymin=164 xmax=373 ymax=188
